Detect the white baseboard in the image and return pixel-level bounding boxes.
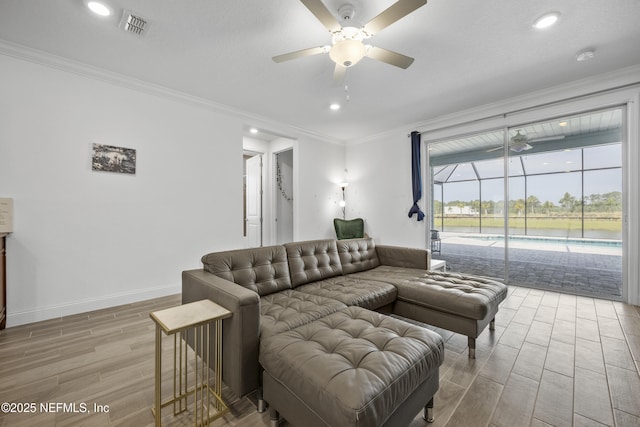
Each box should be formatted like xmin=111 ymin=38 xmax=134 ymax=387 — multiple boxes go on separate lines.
xmin=6 ymin=284 xmax=181 ymax=328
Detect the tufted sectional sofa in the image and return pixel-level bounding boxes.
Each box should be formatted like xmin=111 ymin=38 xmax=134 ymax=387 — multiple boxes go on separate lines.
xmin=182 ymin=237 xmax=507 ymax=424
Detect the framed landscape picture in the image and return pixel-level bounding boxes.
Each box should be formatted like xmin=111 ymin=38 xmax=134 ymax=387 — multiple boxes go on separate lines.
xmin=92 ymin=144 xmax=136 ymax=174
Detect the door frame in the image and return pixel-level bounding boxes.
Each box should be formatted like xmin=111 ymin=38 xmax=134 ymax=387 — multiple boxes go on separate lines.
xmin=422 ymin=88 xmax=639 ymax=305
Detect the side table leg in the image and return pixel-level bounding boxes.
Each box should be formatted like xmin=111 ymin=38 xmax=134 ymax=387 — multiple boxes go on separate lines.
xmin=154 ymin=324 xmax=162 ymax=427
xmin=206 ymin=323 xmax=211 ymax=423
xmin=194 ymin=325 xmax=200 ymax=427
xmin=215 ymin=319 xmax=223 ymax=410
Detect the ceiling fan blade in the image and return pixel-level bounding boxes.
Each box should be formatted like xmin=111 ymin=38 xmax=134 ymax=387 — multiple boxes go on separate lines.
xmin=367 ymin=46 xmax=415 ymax=69
xmin=272 ymin=46 xmax=327 ymax=63
xmin=333 ymin=64 xmax=347 ymax=84
xmin=363 ymin=0 xmax=427 ymax=35
xmin=486 ymin=146 xmax=502 ymax=153
xmin=300 ymin=0 xmax=342 ymax=32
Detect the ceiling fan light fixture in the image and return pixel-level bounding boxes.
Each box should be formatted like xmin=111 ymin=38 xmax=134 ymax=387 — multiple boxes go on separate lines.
xmin=509 ymin=130 xmax=531 ymax=152
xmin=511 ymin=130 xmax=527 ymax=144
xmin=329 ymin=39 xmax=366 ymax=67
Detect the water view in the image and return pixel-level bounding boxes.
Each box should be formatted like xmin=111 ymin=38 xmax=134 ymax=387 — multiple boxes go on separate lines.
xmin=428 ymin=108 xmax=624 ymax=299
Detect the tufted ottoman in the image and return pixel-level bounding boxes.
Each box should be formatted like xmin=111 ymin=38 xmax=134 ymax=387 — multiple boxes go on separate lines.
xmin=260 ymin=306 xmax=444 ymax=427
xmin=351 ymin=266 xmax=508 ymax=358
xmin=390 ymin=270 xmax=507 ymax=358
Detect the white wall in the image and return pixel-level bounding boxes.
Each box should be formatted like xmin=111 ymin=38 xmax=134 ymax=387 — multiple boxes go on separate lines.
xmin=0 ymin=54 xmax=344 ymax=325
xmin=295 ymin=137 xmax=347 ymax=241
xmin=345 ymin=131 xmax=427 ymax=248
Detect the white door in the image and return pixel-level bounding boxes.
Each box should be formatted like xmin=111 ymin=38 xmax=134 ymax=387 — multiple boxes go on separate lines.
xmin=245 ymin=154 xmax=263 ymax=247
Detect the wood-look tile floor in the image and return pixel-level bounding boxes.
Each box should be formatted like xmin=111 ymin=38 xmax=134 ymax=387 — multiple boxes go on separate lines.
xmin=1 ymin=288 xmax=639 ymax=427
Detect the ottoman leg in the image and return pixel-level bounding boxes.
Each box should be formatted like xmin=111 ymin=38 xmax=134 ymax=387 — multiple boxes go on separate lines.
xmin=468 ymin=337 xmax=476 ymax=359
xmin=490 ymin=317 xmax=496 ymax=330
xmin=257 ymin=387 xmax=267 ymax=413
xmin=269 ymin=407 xmax=280 ymax=427
xmin=423 ymin=397 xmax=435 ymax=423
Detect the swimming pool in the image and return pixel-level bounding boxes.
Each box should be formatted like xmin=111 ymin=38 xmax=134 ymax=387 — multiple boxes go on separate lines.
xmin=461 ymin=234 xmax=622 ymax=248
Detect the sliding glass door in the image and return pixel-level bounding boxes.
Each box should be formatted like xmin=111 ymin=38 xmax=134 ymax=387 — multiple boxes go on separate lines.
xmin=428 ymin=107 xmax=624 ymax=300
xmin=505 ymin=110 xmax=623 ymax=298
xmin=429 ymin=129 xmax=506 ymax=281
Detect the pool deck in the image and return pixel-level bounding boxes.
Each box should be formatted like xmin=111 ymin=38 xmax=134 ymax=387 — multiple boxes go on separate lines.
xmin=435 ymin=233 xmax=623 ymax=299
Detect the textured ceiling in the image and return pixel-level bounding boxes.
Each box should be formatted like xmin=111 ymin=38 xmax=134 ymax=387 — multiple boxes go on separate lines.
xmin=1 ymin=0 xmax=639 ymax=142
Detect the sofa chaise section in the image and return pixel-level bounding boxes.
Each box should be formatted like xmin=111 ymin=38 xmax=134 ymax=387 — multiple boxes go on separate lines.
xmin=350 ymin=262 xmax=508 ymax=358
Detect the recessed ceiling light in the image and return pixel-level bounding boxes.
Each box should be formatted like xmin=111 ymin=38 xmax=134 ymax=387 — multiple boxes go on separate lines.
xmin=87 ymin=1 xmax=112 ymax=16
xmin=558 ymin=121 xmax=568 ymax=127
xmin=329 ymin=103 xmax=341 ymax=111
xmin=249 ymin=128 xmax=258 ymax=134
xmin=533 ymin=12 xmax=560 ymax=29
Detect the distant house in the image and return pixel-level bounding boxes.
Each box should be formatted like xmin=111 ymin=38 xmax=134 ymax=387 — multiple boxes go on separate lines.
xmin=445 ymin=206 xmax=477 ymax=215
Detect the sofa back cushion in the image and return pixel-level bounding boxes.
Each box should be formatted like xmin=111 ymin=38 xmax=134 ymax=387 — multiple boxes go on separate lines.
xmin=201 ymin=245 xmax=292 ymax=297
xmin=284 ymin=239 xmax=343 ymax=287
xmin=336 ymin=237 xmax=380 ymax=274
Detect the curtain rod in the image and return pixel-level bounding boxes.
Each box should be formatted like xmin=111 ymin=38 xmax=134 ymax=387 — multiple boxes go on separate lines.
xmin=407 ymin=80 xmax=640 ymax=138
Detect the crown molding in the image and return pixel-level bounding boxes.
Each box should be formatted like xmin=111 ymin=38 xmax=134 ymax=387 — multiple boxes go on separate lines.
xmin=415 ymin=64 xmax=640 ymax=134
xmin=348 ymin=64 xmax=640 ymax=146
xmin=0 ymin=39 xmax=344 ymax=145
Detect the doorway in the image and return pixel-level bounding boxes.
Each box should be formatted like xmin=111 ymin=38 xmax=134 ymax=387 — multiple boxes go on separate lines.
xmin=243 ymin=134 xmax=296 ymax=248
xmin=274 ymin=149 xmax=294 ymax=244
xmin=244 ymin=152 xmax=263 ymax=248
xmin=428 ymin=107 xmax=625 ymax=300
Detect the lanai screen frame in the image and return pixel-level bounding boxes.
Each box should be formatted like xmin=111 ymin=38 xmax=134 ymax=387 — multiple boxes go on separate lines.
xmin=428 ymin=108 xmax=624 ymax=241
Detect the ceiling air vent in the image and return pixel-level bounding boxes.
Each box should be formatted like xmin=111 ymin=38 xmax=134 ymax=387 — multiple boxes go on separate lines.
xmin=119 ymin=10 xmax=148 ymax=36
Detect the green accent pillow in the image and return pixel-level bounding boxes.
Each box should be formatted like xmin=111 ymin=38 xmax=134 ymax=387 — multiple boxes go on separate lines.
xmin=334 ymin=218 xmax=365 ymax=240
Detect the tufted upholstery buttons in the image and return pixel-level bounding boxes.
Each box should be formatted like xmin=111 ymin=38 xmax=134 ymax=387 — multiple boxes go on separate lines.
xmin=350 ymin=265 xmax=508 ymax=320
xmin=337 ymin=238 xmax=380 ymax=274
xmin=201 ymin=245 xmax=292 ymax=297
xmin=260 ymin=306 xmax=444 ymax=427
xmin=294 ymin=276 xmax=396 ymax=310
xmin=260 ymin=290 xmax=347 ymax=338
xmin=285 ymin=240 xmax=344 ymax=287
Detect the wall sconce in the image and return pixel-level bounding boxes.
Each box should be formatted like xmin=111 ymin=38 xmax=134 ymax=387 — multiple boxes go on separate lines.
xmin=338 ymin=182 xmax=349 ymax=219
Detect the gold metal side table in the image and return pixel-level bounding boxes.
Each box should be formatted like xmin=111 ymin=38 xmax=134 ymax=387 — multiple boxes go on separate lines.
xmin=150 ymin=299 xmax=232 ymax=427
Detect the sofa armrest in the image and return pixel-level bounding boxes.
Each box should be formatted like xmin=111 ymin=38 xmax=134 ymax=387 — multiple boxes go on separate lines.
xmin=182 ymin=269 xmax=260 ymax=397
xmin=376 ymin=245 xmax=431 ymax=270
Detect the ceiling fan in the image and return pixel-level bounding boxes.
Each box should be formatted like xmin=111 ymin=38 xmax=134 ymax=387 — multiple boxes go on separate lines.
xmin=487 ymin=130 xmax=565 ymax=153
xmin=272 ymin=0 xmax=427 ymax=82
